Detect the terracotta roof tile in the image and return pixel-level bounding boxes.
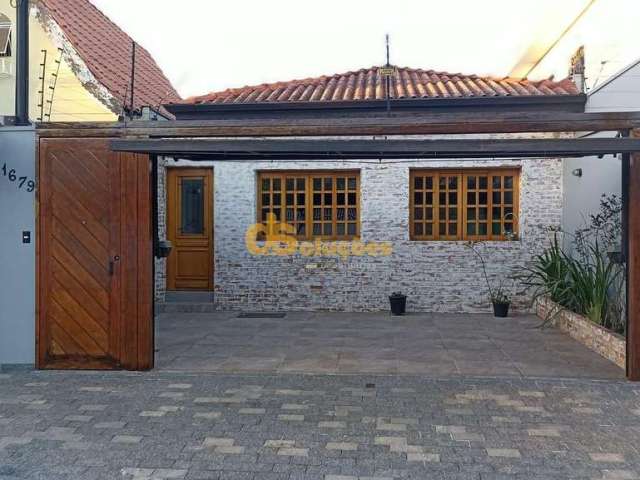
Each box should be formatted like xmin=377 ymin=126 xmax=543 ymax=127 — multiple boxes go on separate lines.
xmin=38 ymin=0 xmax=180 ymax=114
xmin=181 ymin=66 xmax=579 ymax=106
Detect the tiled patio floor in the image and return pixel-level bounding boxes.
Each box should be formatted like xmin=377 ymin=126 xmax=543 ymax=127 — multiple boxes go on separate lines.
xmin=155 ymin=312 xmax=624 ymax=379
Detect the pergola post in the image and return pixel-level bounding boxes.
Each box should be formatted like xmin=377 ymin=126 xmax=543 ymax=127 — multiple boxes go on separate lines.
xmin=627 ymin=129 xmax=640 ymax=380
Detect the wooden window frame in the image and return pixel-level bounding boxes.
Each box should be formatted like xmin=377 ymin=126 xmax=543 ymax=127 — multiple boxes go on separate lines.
xmin=410 ymin=168 xmax=520 ymax=241
xmin=257 ymin=170 xmax=360 ymax=241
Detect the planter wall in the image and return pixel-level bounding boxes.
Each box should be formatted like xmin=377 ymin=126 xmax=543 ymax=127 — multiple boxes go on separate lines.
xmin=535 ymin=297 xmax=625 ymax=369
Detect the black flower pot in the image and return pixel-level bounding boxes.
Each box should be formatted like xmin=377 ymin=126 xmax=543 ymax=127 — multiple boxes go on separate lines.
xmin=492 ymin=302 xmax=510 ymax=318
xmin=389 ymin=294 xmax=407 ymax=316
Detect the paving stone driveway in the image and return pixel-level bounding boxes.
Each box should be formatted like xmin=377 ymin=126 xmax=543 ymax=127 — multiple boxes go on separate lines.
xmin=1 ymin=370 xmax=640 ymax=479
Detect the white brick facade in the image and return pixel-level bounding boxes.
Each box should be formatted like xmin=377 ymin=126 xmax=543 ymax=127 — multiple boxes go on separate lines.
xmin=156 ymin=137 xmax=563 ymax=313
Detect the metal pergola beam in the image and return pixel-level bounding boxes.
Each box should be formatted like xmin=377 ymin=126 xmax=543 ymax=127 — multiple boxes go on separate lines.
xmin=110 ymin=137 xmax=640 ymax=160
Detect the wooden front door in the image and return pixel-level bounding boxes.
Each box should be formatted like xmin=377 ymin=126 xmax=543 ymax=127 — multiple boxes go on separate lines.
xmin=166 ymin=168 xmax=213 ymax=290
xmin=38 ymin=138 xmax=153 ymax=370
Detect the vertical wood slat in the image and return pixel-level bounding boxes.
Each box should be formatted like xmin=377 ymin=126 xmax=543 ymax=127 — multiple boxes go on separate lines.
xmin=627 ymin=131 xmax=640 ymax=380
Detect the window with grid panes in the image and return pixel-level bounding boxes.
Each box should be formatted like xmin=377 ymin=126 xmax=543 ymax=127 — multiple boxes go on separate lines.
xmin=410 ymin=169 xmax=519 ymax=241
xmin=257 ymin=171 xmax=360 ymax=240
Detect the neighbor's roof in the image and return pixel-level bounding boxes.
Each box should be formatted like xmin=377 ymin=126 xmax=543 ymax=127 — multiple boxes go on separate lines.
xmin=181 ymin=66 xmax=579 ymax=105
xmin=38 ymin=0 xmax=181 ymax=113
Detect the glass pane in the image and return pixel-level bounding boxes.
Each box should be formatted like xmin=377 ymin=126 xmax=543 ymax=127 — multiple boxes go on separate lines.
xmin=467 ymin=176 xmax=476 ymax=189
xmin=449 ymin=177 xmax=458 ymax=188
xmin=414 ymin=176 xmax=423 ymax=189
xmin=492 ymin=207 xmax=501 ymax=219
xmin=337 ymin=208 xmax=345 ymax=221
xmin=286 ymin=193 xmax=294 ymax=205
xmin=337 ymin=193 xmax=345 ymax=204
xmin=439 ymin=177 xmax=447 ymax=189
xmin=296 ymin=178 xmax=305 ymax=190
xmin=297 ymin=208 xmax=305 ymax=220
xmin=313 ymin=223 xmax=321 ymax=235
xmin=492 ymin=176 xmax=501 ymax=189
xmin=273 ymin=178 xmax=281 ymax=190
xmin=347 ymin=208 xmax=357 ymax=220
xmin=449 ymin=223 xmax=457 ymax=235
xmin=425 ymin=223 xmax=433 ymax=235
xmin=313 ymin=178 xmax=322 ymax=190
xmin=449 ymin=207 xmax=457 ymax=220
xmin=492 ymin=192 xmax=501 ymax=204
xmin=439 ymin=192 xmax=447 ymax=204
xmin=479 ymin=223 xmax=487 ymax=235
xmin=479 ymin=208 xmax=488 ymax=220
xmin=180 ymin=179 xmax=204 ymax=234
xmin=313 ymin=208 xmax=321 ymax=220
xmin=324 ymin=177 xmax=333 ymax=189
xmin=324 ymin=193 xmax=332 ymax=204
xmin=297 ymin=224 xmax=306 ymax=235
xmin=313 ymin=193 xmax=321 ymax=205
xmin=504 ymin=176 xmax=513 ymax=189
xmin=297 ymin=193 xmax=305 ymax=205
xmin=504 ymin=222 xmax=513 ymax=233
xmin=261 ymin=209 xmax=270 ymax=221
xmin=467 ymin=209 xmax=476 ymax=220
xmin=504 ymin=191 xmax=514 ymax=204
xmin=467 ymin=223 xmax=476 ymax=235
xmin=337 ymin=177 xmax=346 ymax=190
xmin=414 ymin=192 xmax=423 ymax=204
xmin=262 ymin=193 xmax=270 ymax=206
xmin=479 ymin=192 xmax=487 ymax=204
xmin=286 ymin=178 xmax=294 ymax=190
xmin=273 ymin=193 xmax=281 ymax=205
xmin=425 ymin=177 xmax=433 ymax=189
xmin=449 ymin=192 xmax=457 ymax=204
xmin=348 ymin=193 xmax=356 ymax=204
xmin=323 ymin=208 xmax=332 ymax=220
xmin=337 ymin=223 xmax=345 ymax=235
xmin=439 ymin=223 xmax=447 ymax=235
xmin=414 ymin=207 xmax=423 ymax=220
xmin=262 ymin=178 xmax=270 ymax=190
xmin=348 ymin=177 xmax=357 ymax=189
xmin=492 ymin=223 xmax=501 ymax=235
xmin=415 ymin=223 xmax=424 ymax=235
xmin=425 ymin=208 xmax=433 ymax=220
xmin=467 ymin=192 xmax=476 ymax=205
xmin=479 ymin=176 xmax=488 ymax=189
xmin=272 ymin=208 xmax=281 ymax=220
xmin=286 ymin=208 xmax=294 ymax=221
xmin=347 ymin=223 xmax=357 ymax=235
xmin=426 ymin=192 xmax=433 ymax=204
xmin=323 ymin=223 xmax=332 ymax=235
xmin=439 ymin=207 xmax=446 ymax=219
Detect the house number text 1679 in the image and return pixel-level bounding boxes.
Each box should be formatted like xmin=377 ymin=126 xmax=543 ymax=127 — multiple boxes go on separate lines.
xmin=1 ymin=163 xmax=36 ymax=192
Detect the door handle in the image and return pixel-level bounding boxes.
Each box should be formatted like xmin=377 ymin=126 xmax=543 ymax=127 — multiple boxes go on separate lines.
xmin=108 ymin=255 xmax=120 ymax=276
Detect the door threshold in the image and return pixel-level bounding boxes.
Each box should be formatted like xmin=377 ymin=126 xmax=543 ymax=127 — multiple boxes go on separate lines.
xmin=165 ymin=291 xmax=214 ymax=303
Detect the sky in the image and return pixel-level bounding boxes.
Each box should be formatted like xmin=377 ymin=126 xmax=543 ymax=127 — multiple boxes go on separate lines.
xmin=89 ymin=0 xmax=596 ymax=99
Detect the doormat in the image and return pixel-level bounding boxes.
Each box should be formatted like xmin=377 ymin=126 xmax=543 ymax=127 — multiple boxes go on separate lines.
xmin=237 ymin=312 xmax=286 ymax=318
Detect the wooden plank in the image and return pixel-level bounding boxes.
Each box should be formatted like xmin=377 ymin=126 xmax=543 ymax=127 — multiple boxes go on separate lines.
xmin=35 ymin=111 xmax=640 ymax=137
xmin=136 ymin=154 xmax=153 ymax=370
xmin=628 ymin=129 xmax=640 ymax=380
xmin=109 ymin=137 xmax=640 ymax=160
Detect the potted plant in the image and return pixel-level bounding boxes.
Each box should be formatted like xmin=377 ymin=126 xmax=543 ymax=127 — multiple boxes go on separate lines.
xmin=490 ymin=283 xmax=511 ymax=318
xmin=389 ymin=291 xmax=407 ymax=315
xmin=466 ymin=241 xmax=513 ymax=318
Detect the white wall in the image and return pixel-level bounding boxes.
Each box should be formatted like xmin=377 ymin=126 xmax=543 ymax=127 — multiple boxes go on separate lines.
xmin=0 ymin=126 xmax=35 ymax=366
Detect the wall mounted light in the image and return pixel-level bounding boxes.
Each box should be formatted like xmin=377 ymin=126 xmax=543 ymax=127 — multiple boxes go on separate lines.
xmin=572 ymin=168 xmax=583 ymax=177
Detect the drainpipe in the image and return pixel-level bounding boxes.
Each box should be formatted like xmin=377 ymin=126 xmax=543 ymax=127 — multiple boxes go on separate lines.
xmin=14 ymin=0 xmax=30 ymax=125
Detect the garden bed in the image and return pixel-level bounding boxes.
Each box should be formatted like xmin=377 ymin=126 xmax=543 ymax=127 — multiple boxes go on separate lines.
xmin=535 ymin=297 xmax=625 ymax=369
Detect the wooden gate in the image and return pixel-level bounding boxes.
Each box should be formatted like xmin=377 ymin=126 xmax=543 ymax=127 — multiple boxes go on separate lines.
xmin=37 ymin=138 xmax=153 ymax=370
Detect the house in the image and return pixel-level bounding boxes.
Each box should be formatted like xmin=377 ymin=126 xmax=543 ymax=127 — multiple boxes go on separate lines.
xmin=0 ymin=0 xmax=179 ymax=122
xmin=155 ymin=66 xmax=582 ymax=313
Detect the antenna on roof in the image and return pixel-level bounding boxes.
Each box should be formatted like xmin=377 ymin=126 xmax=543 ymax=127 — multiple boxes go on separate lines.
xmin=379 ymin=34 xmax=395 ymax=116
